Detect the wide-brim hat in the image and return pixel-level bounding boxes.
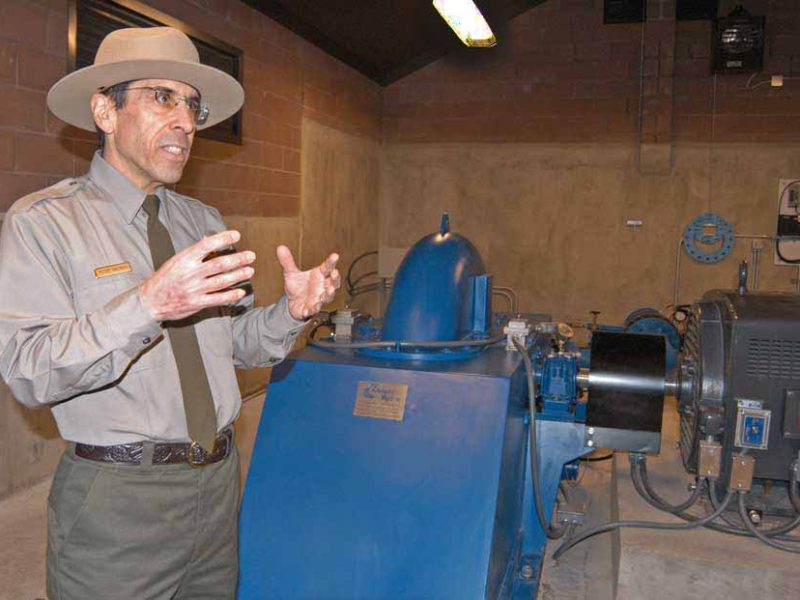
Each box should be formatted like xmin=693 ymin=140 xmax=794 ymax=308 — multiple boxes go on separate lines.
xmin=47 ymin=27 xmax=244 ymax=131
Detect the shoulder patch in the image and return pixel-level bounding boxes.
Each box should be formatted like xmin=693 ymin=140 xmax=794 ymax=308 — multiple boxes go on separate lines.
xmin=11 ymin=177 xmax=85 ymax=213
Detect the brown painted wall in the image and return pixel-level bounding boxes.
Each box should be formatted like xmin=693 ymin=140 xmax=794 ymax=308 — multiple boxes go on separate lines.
xmin=0 ymin=0 xmax=381 ymax=499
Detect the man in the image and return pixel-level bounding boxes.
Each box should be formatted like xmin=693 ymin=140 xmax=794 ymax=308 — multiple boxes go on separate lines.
xmin=0 ymin=27 xmax=340 ymax=598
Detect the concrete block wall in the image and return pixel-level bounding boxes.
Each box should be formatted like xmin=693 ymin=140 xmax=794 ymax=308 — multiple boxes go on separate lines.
xmin=382 ymin=0 xmax=800 ymax=144
xmin=379 ymin=0 xmax=800 ymax=324
xmin=0 ymin=0 xmax=381 ymax=499
xmin=0 ymin=0 xmax=380 ymax=213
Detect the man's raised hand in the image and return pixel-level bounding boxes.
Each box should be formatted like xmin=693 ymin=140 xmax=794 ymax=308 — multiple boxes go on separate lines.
xmin=139 ymin=230 xmax=255 ymax=322
xmin=277 ymin=245 xmax=341 ymax=320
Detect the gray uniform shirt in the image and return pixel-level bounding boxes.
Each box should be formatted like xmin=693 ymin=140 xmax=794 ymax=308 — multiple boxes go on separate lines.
xmin=0 ymin=152 xmax=306 ymax=445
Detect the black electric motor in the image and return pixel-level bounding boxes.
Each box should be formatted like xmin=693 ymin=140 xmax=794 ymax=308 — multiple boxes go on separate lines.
xmin=676 ymin=290 xmax=800 ymax=490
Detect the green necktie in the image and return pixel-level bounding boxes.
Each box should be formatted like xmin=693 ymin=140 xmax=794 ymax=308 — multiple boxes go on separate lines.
xmin=143 ymin=195 xmax=217 ymax=452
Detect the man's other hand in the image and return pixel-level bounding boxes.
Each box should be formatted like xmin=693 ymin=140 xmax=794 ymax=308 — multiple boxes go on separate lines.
xmin=277 ymin=245 xmax=341 ymax=320
xmin=139 ymin=230 xmax=255 ymax=322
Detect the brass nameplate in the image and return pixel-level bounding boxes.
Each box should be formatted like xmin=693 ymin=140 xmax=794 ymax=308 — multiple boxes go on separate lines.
xmin=354 ymin=381 xmax=408 ymax=422
xmin=94 ymin=262 xmax=132 ymax=278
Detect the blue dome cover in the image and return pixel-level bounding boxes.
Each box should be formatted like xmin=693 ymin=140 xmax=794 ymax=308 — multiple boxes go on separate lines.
xmin=382 ymin=223 xmax=486 ymax=343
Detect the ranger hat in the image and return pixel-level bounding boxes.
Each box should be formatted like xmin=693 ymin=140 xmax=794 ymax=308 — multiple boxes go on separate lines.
xmin=47 ymin=26 xmax=243 ymax=131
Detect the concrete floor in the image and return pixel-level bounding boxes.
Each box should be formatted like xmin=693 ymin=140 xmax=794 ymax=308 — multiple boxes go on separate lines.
xmin=541 ymin=399 xmax=800 ymax=600
xmin=2 ymin=398 xmax=798 ymax=600
xmin=611 ymin=400 xmax=800 ymax=600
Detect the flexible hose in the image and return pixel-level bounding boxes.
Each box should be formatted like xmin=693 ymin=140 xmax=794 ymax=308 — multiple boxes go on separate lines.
xmin=632 ymin=455 xmax=800 ymax=542
xmin=492 ymin=289 xmax=515 ymax=314
xmin=630 ymin=456 xmax=704 ymax=513
xmin=737 ymin=493 xmax=800 ymax=553
xmin=512 ymin=336 xmax=567 ymax=540
xmin=552 ymin=487 xmax=737 ymax=560
xmin=309 ymin=334 xmax=505 ymax=351
xmin=310 ymin=339 xmax=396 ymax=349
xmin=345 ymin=250 xmax=378 ymax=295
xmin=493 ymin=286 xmax=519 ymax=313
xmin=791 ymin=476 xmax=800 ymax=513
xmin=582 ymin=453 xmax=614 ymax=463
xmin=708 ymin=480 xmax=800 ymax=536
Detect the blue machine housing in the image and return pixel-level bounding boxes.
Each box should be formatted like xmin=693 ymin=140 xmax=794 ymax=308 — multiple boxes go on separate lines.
xmin=238 ymin=218 xmax=594 ymax=599
xmin=238 ymin=347 xmax=592 ymax=599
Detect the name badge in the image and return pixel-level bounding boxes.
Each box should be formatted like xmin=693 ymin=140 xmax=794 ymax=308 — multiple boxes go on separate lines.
xmin=94 ymin=262 xmax=132 ymax=278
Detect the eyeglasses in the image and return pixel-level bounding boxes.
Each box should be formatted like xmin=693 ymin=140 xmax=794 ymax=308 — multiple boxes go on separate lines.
xmin=126 ymin=86 xmax=210 ymax=126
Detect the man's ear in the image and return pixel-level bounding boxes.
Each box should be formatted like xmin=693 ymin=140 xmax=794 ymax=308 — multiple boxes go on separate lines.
xmin=90 ymin=93 xmax=116 ymax=136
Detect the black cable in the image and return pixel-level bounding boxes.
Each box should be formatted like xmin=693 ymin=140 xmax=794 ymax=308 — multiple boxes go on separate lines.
xmin=791 ymin=476 xmax=800 ymax=513
xmin=512 ymin=336 xmax=567 ymax=540
xmin=350 ymin=270 xmax=378 ymax=289
xmin=581 ymin=453 xmax=614 ymax=463
xmin=346 ymin=250 xmax=378 ymax=295
xmin=631 ymin=457 xmax=705 ymax=514
xmin=309 ymin=333 xmax=505 ymax=351
xmin=348 ymin=283 xmax=381 ymax=298
xmin=558 ymin=455 xmax=800 ymax=559
xmin=552 ymin=487 xmax=736 ymax=560
xmin=706 ymin=480 xmax=752 ymax=530
xmin=708 ymin=480 xmax=800 ymax=537
xmin=634 ymin=453 xmax=800 ymax=541
xmin=631 ymin=458 xmax=800 ymax=542
xmin=737 ymin=493 xmax=800 ymax=553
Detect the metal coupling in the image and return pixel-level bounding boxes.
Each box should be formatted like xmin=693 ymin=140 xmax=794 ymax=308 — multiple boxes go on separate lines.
xmin=628 ymin=452 xmax=646 ymax=466
xmin=663 ymin=373 xmax=679 ymax=398
xmin=576 ymin=368 xmax=590 ymax=392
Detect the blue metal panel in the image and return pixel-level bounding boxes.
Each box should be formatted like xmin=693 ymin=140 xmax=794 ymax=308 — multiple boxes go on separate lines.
xmin=239 ymin=351 xmax=528 ymax=600
xmin=471 ymin=274 xmax=493 ymax=335
xmin=510 ymin=421 xmax=591 ymax=598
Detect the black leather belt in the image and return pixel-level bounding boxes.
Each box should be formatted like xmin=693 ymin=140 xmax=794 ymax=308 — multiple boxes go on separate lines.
xmin=74 ymin=427 xmax=233 ymax=467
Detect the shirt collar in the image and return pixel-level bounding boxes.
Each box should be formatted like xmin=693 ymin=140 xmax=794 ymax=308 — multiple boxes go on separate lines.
xmin=88 ymin=152 xmax=167 ymax=225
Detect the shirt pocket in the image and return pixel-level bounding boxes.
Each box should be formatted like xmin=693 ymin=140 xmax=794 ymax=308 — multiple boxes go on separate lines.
xmin=71 ymin=266 xmax=145 ymax=317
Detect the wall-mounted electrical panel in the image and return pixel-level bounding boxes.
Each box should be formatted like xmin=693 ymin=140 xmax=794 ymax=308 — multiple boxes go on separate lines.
xmin=774 ymin=178 xmax=800 ymax=265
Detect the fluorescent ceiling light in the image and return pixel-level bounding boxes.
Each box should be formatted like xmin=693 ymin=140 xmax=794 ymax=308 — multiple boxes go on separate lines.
xmin=433 ymin=0 xmax=496 ymax=48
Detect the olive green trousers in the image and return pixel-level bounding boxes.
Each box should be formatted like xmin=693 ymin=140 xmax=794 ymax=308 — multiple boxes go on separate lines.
xmin=46 ymin=443 xmax=239 ymax=600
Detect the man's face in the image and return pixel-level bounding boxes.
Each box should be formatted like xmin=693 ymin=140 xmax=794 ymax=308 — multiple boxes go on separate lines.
xmin=98 ymin=79 xmax=199 ymax=193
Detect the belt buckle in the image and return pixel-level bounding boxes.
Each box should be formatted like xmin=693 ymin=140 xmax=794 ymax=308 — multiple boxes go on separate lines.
xmin=187 ymin=441 xmax=208 ymax=467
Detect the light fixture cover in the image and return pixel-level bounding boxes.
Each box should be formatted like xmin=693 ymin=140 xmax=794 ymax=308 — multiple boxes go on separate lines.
xmin=433 ymin=0 xmax=496 ymax=47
